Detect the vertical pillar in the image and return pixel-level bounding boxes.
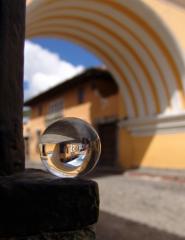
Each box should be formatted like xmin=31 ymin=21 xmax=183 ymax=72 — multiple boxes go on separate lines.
xmin=0 ymin=0 xmax=25 ymax=175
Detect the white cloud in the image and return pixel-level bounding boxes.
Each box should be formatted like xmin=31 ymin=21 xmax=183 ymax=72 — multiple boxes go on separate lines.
xmin=24 ymin=40 xmax=85 ymax=100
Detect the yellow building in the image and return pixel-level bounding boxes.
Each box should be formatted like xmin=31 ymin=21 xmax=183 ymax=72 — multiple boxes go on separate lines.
xmin=25 ymin=0 xmax=185 ymax=169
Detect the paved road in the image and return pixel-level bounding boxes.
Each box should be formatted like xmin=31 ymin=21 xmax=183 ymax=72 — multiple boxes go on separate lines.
xmin=26 ymin=161 xmax=185 ymax=239
xmin=93 ymin=173 xmax=185 ymax=240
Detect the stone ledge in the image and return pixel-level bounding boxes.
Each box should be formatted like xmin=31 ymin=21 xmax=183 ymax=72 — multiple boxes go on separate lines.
xmin=0 ymin=227 xmax=95 ymax=240
xmin=0 ymin=169 xmax=99 ymax=238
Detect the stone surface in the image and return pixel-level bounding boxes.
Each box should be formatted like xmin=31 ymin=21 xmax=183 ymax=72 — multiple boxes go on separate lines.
xmin=0 ymin=169 xmax=99 ymax=238
xmin=0 ymin=228 xmax=96 ymax=240
xmin=0 ymin=0 xmax=25 ymax=175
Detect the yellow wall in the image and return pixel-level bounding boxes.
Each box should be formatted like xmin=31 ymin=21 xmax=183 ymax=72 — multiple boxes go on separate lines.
xmin=24 ymin=116 xmax=46 ymax=161
xmin=63 ymin=84 xmax=119 ymax=122
xmin=133 ymin=133 xmax=185 ymax=169
xmin=144 ymin=0 xmax=185 ymax=49
xmin=119 ymin=128 xmax=185 ymax=169
xmin=118 ymin=128 xmax=134 ymax=168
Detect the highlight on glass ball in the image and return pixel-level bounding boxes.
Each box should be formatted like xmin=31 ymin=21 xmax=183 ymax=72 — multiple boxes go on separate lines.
xmin=39 ymin=117 xmax=101 ymax=178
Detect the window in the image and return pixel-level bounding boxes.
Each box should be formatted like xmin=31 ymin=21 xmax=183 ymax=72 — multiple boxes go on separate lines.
xmin=48 ymin=98 xmax=64 ymax=114
xmin=46 ymin=98 xmax=64 ymax=126
xmin=37 ymin=105 xmax=42 ymax=116
xmin=36 ymin=129 xmax=41 ymax=137
xmin=78 ymin=88 xmax=84 ymax=104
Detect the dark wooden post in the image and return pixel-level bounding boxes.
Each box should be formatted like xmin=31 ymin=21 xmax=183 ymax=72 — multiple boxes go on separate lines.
xmin=0 ymin=0 xmax=25 ymax=175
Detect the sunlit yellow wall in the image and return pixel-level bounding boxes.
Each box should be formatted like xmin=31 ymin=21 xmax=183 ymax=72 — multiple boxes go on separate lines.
xmin=132 ymin=133 xmax=185 ymax=169
xmin=144 ymin=0 xmax=185 ymax=49
xmin=119 ymin=128 xmax=185 ymax=169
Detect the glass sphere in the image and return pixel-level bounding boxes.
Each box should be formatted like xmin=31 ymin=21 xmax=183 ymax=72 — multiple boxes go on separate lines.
xmin=39 ymin=117 xmax=101 ymax=178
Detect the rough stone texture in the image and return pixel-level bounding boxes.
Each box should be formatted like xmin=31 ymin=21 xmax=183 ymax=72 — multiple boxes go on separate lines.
xmin=0 ymin=228 xmax=96 ymax=240
xmin=0 ymin=169 xmax=99 ymax=238
xmin=0 ymin=0 xmax=25 ymax=175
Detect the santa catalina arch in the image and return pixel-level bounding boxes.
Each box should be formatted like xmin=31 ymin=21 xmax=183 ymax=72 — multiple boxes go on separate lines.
xmin=26 ymin=0 xmax=185 ymax=169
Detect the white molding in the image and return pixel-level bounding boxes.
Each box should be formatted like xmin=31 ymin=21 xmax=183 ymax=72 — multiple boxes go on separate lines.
xmin=119 ymin=112 xmax=185 ymax=136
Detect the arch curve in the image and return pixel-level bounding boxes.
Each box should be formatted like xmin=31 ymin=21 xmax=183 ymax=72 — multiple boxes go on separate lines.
xmin=26 ymin=0 xmax=185 ymax=118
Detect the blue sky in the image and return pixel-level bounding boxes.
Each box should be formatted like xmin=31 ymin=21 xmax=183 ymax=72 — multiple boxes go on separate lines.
xmin=32 ymin=38 xmax=102 ymax=67
xmin=24 ymin=38 xmax=102 ymax=100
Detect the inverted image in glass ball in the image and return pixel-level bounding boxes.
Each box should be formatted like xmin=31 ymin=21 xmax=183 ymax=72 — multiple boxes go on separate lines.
xmin=39 ymin=117 xmax=101 ymax=178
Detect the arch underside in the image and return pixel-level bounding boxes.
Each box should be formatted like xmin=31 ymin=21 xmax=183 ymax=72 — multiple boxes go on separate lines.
xmin=26 ymin=0 xmax=185 ymax=119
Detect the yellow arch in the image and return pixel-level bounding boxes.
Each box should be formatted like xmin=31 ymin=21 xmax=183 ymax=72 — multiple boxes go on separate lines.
xmin=26 ymin=0 xmax=185 ymax=118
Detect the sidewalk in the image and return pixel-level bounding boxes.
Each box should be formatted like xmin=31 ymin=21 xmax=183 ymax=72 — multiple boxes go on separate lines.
xmin=94 ymin=171 xmax=185 ymax=239
xmin=126 ymin=167 xmax=185 ymax=184
xmin=26 ymin=159 xmax=185 ymax=183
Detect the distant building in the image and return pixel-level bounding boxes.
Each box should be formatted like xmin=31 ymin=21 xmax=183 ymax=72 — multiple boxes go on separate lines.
xmin=24 ymin=68 xmax=120 ymax=170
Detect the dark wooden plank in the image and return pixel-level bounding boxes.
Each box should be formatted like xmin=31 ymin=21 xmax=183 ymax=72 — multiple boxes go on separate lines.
xmin=0 ymin=0 xmax=25 ymax=175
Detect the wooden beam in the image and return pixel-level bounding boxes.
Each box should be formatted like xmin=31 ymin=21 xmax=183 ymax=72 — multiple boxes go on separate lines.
xmin=0 ymin=0 xmax=25 ymax=175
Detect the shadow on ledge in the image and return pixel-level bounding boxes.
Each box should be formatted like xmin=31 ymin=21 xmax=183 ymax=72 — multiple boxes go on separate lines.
xmin=97 ymin=211 xmax=184 ymax=240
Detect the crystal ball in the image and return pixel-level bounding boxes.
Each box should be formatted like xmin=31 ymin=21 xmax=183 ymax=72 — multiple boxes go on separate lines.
xmin=39 ymin=117 xmax=101 ymax=178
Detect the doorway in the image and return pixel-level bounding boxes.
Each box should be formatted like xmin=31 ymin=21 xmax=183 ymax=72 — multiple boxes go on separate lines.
xmin=96 ymin=120 xmax=118 ymax=170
